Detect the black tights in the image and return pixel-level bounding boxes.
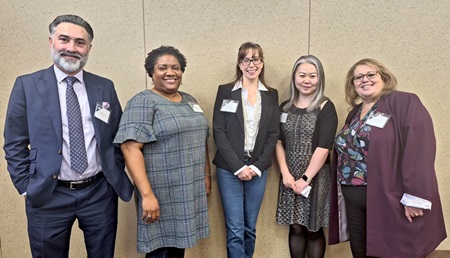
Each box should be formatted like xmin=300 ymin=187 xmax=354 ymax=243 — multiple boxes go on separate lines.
xmin=145 ymin=247 xmax=185 ymax=258
xmin=288 ymin=224 xmax=326 ymax=258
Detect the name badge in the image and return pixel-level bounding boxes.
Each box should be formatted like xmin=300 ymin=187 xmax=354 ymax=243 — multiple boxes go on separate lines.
xmin=189 ymin=102 xmax=204 ymax=113
xmin=220 ymin=99 xmax=239 ymax=113
xmin=94 ymin=102 xmax=111 ymax=124
xmin=280 ymin=112 xmax=288 ymax=123
xmin=366 ymin=112 xmax=390 ymax=128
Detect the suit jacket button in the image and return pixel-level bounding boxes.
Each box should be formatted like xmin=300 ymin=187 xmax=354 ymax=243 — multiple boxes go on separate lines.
xmin=52 ymin=175 xmax=58 ymax=180
xmin=58 ymin=150 xmax=62 ymax=154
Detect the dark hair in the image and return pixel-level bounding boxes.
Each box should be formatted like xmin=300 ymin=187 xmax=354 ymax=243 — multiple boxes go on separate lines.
xmin=231 ymin=42 xmax=268 ymax=87
xmin=144 ymin=46 xmax=187 ymax=78
xmin=344 ymin=58 xmax=397 ymax=108
xmin=49 ymin=14 xmax=94 ymax=42
xmin=283 ymin=55 xmax=328 ymax=112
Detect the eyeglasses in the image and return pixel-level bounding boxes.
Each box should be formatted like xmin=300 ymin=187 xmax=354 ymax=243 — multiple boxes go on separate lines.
xmin=353 ymin=71 xmax=378 ymax=82
xmin=241 ymin=57 xmax=263 ymax=66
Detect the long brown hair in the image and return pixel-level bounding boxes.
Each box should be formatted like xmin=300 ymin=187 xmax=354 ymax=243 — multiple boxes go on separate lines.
xmin=230 ymin=42 xmax=269 ymax=88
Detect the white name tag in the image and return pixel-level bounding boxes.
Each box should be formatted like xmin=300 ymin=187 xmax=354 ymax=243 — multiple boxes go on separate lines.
xmin=280 ymin=112 xmax=288 ymax=123
xmin=366 ymin=112 xmax=391 ymax=128
xmin=94 ymin=103 xmax=111 ymax=124
xmin=220 ymin=99 xmax=239 ymax=113
xmin=189 ymin=102 xmax=204 ymax=113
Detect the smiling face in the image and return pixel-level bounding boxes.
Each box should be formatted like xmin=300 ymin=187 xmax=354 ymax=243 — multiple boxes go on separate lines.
xmin=49 ymin=22 xmax=91 ymax=75
xmin=295 ymin=63 xmax=318 ymax=97
xmin=353 ymin=64 xmax=384 ymax=103
xmin=238 ymin=48 xmax=264 ymax=82
xmin=151 ymin=54 xmax=183 ymax=94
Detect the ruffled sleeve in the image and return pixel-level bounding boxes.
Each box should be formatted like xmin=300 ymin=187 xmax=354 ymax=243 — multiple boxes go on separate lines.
xmin=114 ymin=92 xmax=157 ymax=144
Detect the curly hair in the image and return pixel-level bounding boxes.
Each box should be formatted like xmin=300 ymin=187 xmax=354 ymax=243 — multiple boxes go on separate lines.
xmin=144 ymin=46 xmax=187 ymax=78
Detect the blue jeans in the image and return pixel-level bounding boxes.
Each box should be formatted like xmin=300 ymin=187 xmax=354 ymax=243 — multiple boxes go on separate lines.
xmin=216 ymin=167 xmax=268 ymax=258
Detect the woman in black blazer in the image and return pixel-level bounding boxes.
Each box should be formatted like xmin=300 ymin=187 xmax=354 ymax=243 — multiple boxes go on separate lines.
xmin=212 ymin=42 xmax=280 ymax=258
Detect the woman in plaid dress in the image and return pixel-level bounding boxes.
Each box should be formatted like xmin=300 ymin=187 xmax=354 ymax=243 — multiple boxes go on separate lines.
xmin=114 ymin=46 xmax=210 ymax=258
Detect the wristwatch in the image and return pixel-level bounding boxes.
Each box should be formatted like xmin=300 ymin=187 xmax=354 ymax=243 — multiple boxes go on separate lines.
xmin=301 ymin=174 xmax=312 ymax=182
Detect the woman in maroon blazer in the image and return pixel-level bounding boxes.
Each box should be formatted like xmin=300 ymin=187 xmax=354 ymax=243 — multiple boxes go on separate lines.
xmin=329 ymin=58 xmax=446 ymax=258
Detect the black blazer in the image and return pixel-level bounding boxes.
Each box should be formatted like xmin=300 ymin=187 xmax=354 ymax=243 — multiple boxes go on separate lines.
xmin=212 ymin=83 xmax=280 ymax=173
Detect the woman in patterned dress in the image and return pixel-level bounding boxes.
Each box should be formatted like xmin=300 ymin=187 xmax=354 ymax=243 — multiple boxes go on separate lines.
xmin=114 ymin=46 xmax=210 ymax=258
xmin=275 ymin=55 xmax=337 ymax=258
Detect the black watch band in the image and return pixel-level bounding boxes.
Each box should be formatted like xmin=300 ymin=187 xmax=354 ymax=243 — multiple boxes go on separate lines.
xmin=301 ymin=174 xmax=311 ymax=182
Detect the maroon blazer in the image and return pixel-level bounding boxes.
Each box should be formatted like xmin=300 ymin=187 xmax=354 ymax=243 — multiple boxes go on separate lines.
xmin=329 ymin=91 xmax=446 ymax=257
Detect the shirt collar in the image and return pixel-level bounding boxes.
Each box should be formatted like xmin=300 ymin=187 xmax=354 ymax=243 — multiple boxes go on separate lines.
xmin=231 ymin=79 xmax=268 ymax=92
xmin=53 ymin=65 xmax=84 ymax=84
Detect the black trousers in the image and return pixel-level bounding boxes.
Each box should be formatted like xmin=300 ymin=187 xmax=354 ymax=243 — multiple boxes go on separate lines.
xmin=26 ymin=177 xmax=118 ymax=258
xmin=341 ymin=185 xmax=377 ymax=258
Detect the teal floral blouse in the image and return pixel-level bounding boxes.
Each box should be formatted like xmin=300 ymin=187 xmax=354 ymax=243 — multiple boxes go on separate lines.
xmin=335 ymin=103 xmax=378 ymax=185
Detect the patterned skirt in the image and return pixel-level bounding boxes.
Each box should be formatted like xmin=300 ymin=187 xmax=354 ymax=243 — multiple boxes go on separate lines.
xmin=276 ymin=162 xmax=330 ymax=232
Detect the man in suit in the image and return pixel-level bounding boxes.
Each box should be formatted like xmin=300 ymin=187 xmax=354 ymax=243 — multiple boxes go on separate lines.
xmin=3 ymin=14 xmax=133 ymax=258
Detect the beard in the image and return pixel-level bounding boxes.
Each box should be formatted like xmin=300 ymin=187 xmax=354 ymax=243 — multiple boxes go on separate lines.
xmin=51 ymin=47 xmax=89 ymax=73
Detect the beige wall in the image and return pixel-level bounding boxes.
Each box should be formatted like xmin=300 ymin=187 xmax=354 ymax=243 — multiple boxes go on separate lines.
xmin=0 ymin=0 xmax=448 ymax=257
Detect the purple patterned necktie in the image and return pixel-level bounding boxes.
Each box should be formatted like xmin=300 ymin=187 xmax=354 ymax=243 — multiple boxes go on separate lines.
xmin=65 ymin=76 xmax=88 ymax=174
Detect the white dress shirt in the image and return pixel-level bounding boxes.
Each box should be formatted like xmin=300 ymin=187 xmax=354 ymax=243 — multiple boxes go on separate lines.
xmin=231 ymin=80 xmax=268 ymax=177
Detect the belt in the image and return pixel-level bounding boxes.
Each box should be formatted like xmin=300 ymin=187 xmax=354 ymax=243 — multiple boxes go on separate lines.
xmin=57 ymin=172 xmax=104 ymax=190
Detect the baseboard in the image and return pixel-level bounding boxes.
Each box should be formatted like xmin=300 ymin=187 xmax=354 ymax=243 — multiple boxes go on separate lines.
xmin=427 ymin=250 xmax=450 ymax=258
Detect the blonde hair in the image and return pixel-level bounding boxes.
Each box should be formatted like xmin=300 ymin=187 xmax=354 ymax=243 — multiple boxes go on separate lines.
xmin=345 ymin=58 xmax=397 ymax=108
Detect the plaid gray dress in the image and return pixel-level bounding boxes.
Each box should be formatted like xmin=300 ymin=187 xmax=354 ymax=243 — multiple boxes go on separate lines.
xmin=114 ymin=90 xmax=209 ymax=253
